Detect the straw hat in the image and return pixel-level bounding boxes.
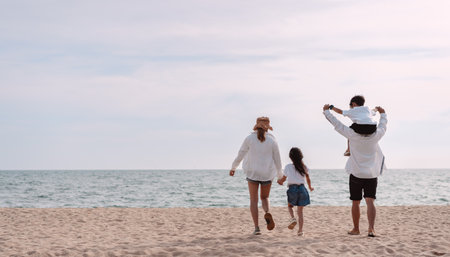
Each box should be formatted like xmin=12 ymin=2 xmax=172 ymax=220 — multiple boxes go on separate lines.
xmin=253 ymin=116 xmax=273 ymax=131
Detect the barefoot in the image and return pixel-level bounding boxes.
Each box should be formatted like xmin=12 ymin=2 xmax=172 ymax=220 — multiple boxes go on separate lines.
xmin=347 ymin=229 xmax=360 ymax=235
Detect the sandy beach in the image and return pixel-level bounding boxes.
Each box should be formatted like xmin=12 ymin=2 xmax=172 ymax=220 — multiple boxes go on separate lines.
xmin=0 ymin=206 xmax=449 ymax=256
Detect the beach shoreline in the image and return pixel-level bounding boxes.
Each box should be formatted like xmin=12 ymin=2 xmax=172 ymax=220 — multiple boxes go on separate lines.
xmin=1 ymin=206 xmax=449 ymax=256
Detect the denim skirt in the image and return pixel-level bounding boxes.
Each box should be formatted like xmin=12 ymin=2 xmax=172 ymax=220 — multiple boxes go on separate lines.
xmin=287 ymin=184 xmax=310 ymax=206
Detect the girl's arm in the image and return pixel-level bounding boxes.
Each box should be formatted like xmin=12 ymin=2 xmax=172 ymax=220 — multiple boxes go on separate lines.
xmin=277 ymin=175 xmax=287 ymax=185
xmin=305 ymin=173 xmax=314 ymax=191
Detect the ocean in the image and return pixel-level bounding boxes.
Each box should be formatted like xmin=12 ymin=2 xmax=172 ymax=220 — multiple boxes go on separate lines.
xmin=0 ymin=169 xmax=448 ymax=208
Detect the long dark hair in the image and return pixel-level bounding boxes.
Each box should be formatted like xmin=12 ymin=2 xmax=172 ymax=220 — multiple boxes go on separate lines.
xmin=289 ymin=147 xmax=306 ymax=176
xmin=257 ymin=128 xmax=266 ymax=142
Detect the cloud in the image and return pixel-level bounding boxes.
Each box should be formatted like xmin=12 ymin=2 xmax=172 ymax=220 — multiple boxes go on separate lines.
xmin=1 ymin=0 xmax=450 ymax=169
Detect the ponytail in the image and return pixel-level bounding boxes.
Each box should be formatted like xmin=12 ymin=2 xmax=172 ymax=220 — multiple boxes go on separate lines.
xmin=257 ymin=128 xmax=266 ymax=142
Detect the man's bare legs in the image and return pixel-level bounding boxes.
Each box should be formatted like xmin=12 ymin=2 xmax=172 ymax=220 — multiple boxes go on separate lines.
xmin=365 ymin=197 xmax=376 ymax=235
xmin=349 ymin=198 xmax=376 ymax=235
xmin=349 ymin=200 xmax=361 ymax=235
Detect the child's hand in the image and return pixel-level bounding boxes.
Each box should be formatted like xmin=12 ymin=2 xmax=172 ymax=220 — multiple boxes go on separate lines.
xmin=277 ymin=179 xmax=284 ymax=185
xmin=309 ymin=187 xmax=314 ymax=192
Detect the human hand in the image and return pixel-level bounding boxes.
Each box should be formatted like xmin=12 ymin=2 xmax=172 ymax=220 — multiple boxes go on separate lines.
xmin=277 ymin=179 xmax=284 ymax=185
xmin=309 ymin=187 xmax=314 ymax=192
xmin=323 ymin=104 xmax=330 ymax=111
xmin=229 ymin=170 xmax=235 ymax=176
xmin=375 ymin=106 xmax=385 ymax=114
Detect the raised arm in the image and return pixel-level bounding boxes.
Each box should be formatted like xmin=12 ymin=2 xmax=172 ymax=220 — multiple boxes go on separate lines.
xmin=323 ymin=104 xmax=354 ymax=139
xmin=373 ymin=106 xmax=387 ymax=141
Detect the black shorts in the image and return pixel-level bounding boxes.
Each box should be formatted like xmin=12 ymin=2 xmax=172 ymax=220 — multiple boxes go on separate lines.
xmin=246 ymin=177 xmax=272 ymax=185
xmin=349 ymin=174 xmax=377 ymax=201
xmin=350 ymin=123 xmax=377 ymax=135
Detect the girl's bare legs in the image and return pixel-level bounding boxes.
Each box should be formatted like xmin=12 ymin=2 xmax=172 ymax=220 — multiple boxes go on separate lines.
xmin=248 ymin=181 xmax=260 ymax=228
xmin=297 ymin=206 xmax=304 ymax=234
xmin=288 ymin=203 xmax=295 ymax=218
xmin=287 ymin=203 xmax=297 ymax=230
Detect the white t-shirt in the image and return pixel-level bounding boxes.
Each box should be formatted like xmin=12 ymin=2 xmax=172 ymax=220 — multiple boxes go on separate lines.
xmin=342 ymin=106 xmax=377 ymax=125
xmin=283 ymin=164 xmax=309 ymax=186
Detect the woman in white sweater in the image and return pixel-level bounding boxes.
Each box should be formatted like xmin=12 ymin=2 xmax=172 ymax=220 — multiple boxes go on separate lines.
xmin=229 ymin=117 xmax=283 ymax=235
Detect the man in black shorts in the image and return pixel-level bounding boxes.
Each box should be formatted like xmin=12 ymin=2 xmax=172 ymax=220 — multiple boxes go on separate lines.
xmin=323 ymin=104 xmax=387 ymax=237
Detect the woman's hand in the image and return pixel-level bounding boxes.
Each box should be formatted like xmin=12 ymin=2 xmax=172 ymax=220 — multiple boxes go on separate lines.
xmin=229 ymin=170 xmax=235 ymax=176
xmin=277 ymin=176 xmax=286 ymax=185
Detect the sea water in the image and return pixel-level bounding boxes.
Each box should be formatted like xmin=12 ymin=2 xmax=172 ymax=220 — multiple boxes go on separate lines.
xmin=0 ymin=169 xmax=448 ymax=208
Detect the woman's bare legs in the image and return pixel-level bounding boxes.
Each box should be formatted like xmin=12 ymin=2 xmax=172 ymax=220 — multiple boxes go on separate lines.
xmin=260 ymin=183 xmax=272 ymax=214
xmin=248 ymin=181 xmax=260 ymax=228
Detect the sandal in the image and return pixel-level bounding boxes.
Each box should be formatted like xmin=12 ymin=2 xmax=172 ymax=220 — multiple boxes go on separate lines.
xmin=297 ymin=231 xmax=304 ymax=237
xmin=288 ymin=218 xmax=297 ymax=230
xmin=264 ymin=213 xmax=275 ymax=230
xmin=368 ymin=231 xmax=376 ymax=237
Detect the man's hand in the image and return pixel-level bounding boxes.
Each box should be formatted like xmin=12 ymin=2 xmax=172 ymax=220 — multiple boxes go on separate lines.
xmin=323 ymin=104 xmax=330 ymax=111
xmin=277 ymin=179 xmax=284 ymax=185
xmin=375 ymin=106 xmax=385 ymax=114
xmin=229 ymin=170 xmax=235 ymax=176
xmin=309 ymin=187 xmax=315 ymax=192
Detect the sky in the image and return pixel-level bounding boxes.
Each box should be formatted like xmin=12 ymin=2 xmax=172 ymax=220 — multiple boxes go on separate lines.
xmin=1 ymin=0 xmax=449 ymax=170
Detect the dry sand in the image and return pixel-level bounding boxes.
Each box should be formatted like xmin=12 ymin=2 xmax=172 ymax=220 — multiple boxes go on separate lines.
xmin=0 ymin=206 xmax=449 ymax=256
